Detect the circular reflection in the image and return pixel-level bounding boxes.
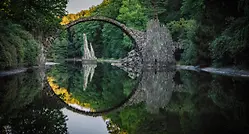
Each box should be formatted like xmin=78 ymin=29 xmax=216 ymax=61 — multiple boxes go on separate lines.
xmin=46 ymin=62 xmax=139 ymax=116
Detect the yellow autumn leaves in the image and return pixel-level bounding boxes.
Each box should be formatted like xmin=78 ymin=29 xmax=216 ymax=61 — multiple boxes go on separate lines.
xmin=47 ymin=76 xmax=93 ymax=111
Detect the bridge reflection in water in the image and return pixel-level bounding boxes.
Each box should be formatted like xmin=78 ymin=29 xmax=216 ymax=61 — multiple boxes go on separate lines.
xmin=46 ymin=63 xmax=182 ymax=116
xmin=2 ymin=62 xmax=248 ymax=133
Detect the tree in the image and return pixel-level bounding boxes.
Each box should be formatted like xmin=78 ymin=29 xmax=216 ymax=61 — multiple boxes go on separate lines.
xmin=0 ymin=0 xmax=68 ymax=40
xmin=117 ymin=0 xmax=148 ymax=30
xmin=0 ymin=21 xmax=39 ymax=69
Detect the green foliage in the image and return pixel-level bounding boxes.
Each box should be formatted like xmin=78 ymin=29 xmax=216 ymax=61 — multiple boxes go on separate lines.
xmin=102 ymin=23 xmax=128 ymax=58
xmin=73 ymin=22 xmax=104 ymax=58
xmin=0 ymin=21 xmax=39 ymax=69
xmin=0 ymin=70 xmax=68 ymax=134
xmin=50 ymin=0 xmax=146 ymax=60
xmin=138 ymin=0 xmax=249 ymax=67
xmin=50 ymin=0 xmax=249 ymax=67
xmin=2 ymin=0 xmax=249 ymax=68
xmin=139 ymin=0 xmax=182 ymax=23
xmin=181 ymin=40 xmax=198 ymax=65
xmin=167 ymin=18 xmax=196 ymax=41
xmin=210 ymin=17 xmax=249 ymax=66
xmin=0 ymin=0 xmax=68 ymax=69
xmin=0 ymin=70 xmax=43 ymax=117
xmin=159 ymin=0 xmax=249 ymax=66
xmin=167 ymin=18 xmax=198 ymax=64
xmin=47 ymin=63 xmax=138 ymax=111
xmin=139 ymin=0 xmax=164 ymax=16
xmin=117 ymin=0 xmax=148 ymax=30
xmin=93 ymin=0 xmax=123 ymax=18
xmin=0 ymin=0 xmax=67 ymax=38
xmin=51 ymin=21 xmax=134 ymax=60
xmin=181 ymin=0 xmax=205 ymax=19
xmin=209 ymin=35 xmax=233 ymax=67
xmin=105 ymin=103 xmax=149 ymax=134
xmin=49 ymin=31 xmax=69 ymax=61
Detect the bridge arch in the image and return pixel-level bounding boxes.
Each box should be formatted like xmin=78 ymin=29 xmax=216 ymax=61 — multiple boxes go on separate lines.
xmin=65 ymin=16 xmax=144 ymax=51
xmin=45 ymin=75 xmax=141 ymax=117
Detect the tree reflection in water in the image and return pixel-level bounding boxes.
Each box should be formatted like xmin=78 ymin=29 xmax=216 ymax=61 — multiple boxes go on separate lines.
xmin=0 ymin=70 xmax=68 ymax=134
xmin=1 ymin=63 xmax=248 ymax=134
xmin=47 ymin=62 xmax=138 ymax=112
xmin=106 ymin=69 xmax=249 ymax=134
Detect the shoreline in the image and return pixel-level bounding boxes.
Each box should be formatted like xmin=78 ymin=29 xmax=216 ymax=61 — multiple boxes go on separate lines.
xmin=0 ymin=62 xmax=59 ymax=77
xmin=2 ymin=63 xmax=249 ymax=78
xmin=0 ymin=68 xmax=28 ymax=77
xmin=64 ymin=58 xmax=121 ymax=63
xmin=177 ymin=65 xmax=249 ymax=78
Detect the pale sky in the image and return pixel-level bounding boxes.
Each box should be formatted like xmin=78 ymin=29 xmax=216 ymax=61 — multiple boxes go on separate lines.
xmin=66 ymin=0 xmax=103 ymax=14
xmin=62 ymin=108 xmax=108 ymax=134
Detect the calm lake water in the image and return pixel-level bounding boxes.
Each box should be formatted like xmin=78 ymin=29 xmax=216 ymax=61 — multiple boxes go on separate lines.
xmin=1 ymin=62 xmax=249 ymax=134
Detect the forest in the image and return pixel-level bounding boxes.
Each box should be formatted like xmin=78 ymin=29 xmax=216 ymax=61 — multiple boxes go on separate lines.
xmin=0 ymin=0 xmax=68 ymax=70
xmin=1 ymin=0 xmax=249 ymax=69
xmin=50 ymin=0 xmax=249 ymax=68
xmin=1 ymin=1 xmax=249 ymax=133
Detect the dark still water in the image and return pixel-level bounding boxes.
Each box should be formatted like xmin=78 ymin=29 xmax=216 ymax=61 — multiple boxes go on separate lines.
xmin=1 ymin=62 xmax=249 ymax=134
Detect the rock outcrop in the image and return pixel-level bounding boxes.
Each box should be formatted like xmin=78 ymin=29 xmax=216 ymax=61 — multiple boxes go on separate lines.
xmin=120 ymin=50 xmax=142 ymax=79
xmin=118 ymin=19 xmax=179 ymax=76
xmin=142 ymin=19 xmax=175 ymax=65
xmin=82 ymin=33 xmax=97 ymax=60
xmin=82 ymin=64 xmax=97 ymax=91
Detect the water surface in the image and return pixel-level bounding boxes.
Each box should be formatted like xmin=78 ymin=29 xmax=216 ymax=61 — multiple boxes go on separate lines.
xmin=0 ymin=62 xmax=249 ymax=134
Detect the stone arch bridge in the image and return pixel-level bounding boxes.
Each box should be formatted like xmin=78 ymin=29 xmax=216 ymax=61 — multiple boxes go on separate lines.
xmin=65 ymin=16 xmax=146 ymax=52
xmin=45 ymin=16 xmax=179 ymax=68
xmin=63 ymin=16 xmax=179 ymax=68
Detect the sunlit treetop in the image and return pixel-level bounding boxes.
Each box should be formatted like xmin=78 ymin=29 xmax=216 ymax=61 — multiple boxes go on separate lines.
xmin=60 ymin=0 xmax=112 ymax=25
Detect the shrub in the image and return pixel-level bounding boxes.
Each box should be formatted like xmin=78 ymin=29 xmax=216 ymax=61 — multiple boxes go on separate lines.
xmin=167 ymin=18 xmax=198 ymax=65
xmin=0 ymin=20 xmax=39 ymax=70
xmin=210 ymin=17 xmax=249 ymax=67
